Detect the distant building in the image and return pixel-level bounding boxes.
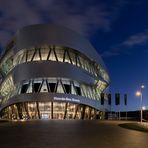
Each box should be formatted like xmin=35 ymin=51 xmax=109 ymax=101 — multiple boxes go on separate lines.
xmin=0 ymin=24 xmax=109 ymax=120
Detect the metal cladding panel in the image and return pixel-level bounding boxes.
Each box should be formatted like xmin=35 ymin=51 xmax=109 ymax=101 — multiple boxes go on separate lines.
xmin=0 ymin=93 xmax=103 ymax=111
xmin=12 ymin=61 xmax=95 ymax=85
xmin=15 ymin=24 xmax=107 ymax=70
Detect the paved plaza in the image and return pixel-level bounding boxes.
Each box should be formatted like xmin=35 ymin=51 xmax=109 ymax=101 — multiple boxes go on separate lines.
xmin=0 ymin=120 xmax=148 ymax=148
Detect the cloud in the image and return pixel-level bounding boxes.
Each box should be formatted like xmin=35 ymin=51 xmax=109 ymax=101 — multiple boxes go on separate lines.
xmin=0 ymin=0 xmax=127 ymax=48
xmin=122 ymin=30 xmax=148 ymax=47
xmin=102 ymin=30 xmax=148 ymax=57
xmin=0 ymin=30 xmax=12 ymax=44
xmin=101 ymin=50 xmax=120 ymax=57
xmin=0 ymin=0 xmax=42 ymax=49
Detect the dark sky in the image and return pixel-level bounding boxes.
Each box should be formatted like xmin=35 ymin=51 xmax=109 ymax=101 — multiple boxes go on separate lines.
xmin=0 ymin=0 xmax=148 ymax=111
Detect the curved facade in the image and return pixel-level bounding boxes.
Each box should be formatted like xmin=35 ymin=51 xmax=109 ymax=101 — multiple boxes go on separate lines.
xmin=0 ymin=24 xmax=109 ymax=120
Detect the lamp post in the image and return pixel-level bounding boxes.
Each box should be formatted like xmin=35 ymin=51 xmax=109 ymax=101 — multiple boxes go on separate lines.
xmin=136 ymin=85 xmax=144 ymax=123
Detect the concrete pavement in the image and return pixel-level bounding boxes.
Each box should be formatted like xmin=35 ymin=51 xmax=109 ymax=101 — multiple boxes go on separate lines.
xmin=0 ymin=120 xmax=147 ymax=148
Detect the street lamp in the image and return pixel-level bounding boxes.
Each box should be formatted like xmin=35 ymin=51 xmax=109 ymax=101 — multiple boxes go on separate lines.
xmin=142 ymin=106 xmax=146 ymax=110
xmin=136 ymin=85 xmax=145 ymax=123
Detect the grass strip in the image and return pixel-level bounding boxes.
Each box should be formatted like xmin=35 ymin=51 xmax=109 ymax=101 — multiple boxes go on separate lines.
xmin=119 ymin=122 xmax=148 ymax=133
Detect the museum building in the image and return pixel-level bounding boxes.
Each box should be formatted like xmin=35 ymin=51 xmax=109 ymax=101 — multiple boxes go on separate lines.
xmin=0 ymin=24 xmax=109 ymax=120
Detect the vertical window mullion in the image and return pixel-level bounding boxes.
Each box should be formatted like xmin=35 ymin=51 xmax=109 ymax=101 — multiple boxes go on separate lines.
xmin=46 ymin=79 xmax=50 ymax=92
xmin=73 ymin=81 xmax=78 ymax=95
xmin=26 ymin=80 xmax=32 ymax=93
xmin=53 ymin=46 xmax=58 ymax=62
xmin=47 ymin=47 xmax=52 ymax=60
xmin=63 ymin=49 xmax=66 ymax=62
xmin=77 ymin=56 xmax=82 ymax=68
xmin=60 ymin=80 xmax=66 ymax=94
xmin=75 ymin=54 xmax=78 ymax=66
xmin=64 ymin=103 xmax=68 ymax=119
xmin=31 ymin=80 xmax=34 ymax=93
xmin=38 ymin=79 xmax=44 ymax=92
xmin=25 ymin=50 xmax=28 ymax=62
xmin=31 ymin=49 xmax=37 ymax=61
xmin=39 ymin=48 xmax=42 ymax=60
xmin=67 ymin=50 xmax=73 ymax=64
xmin=54 ymin=79 xmax=59 ymax=93
xmin=80 ymin=85 xmax=86 ymax=97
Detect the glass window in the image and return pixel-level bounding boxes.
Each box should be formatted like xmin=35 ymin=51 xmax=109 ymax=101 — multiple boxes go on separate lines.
xmin=69 ymin=51 xmax=76 ymax=65
xmin=71 ymin=82 xmax=76 ymax=95
xmin=33 ymin=49 xmax=41 ymax=61
xmin=32 ymin=79 xmax=42 ymax=92
xmin=21 ymin=83 xmax=29 ymax=93
xmin=40 ymin=80 xmax=48 ymax=92
xmin=80 ymin=85 xmax=87 ymax=97
xmin=53 ymin=102 xmax=65 ymax=119
xmin=47 ymin=78 xmax=57 ymax=92
xmin=27 ymin=49 xmax=34 ymax=62
xmin=75 ymin=86 xmax=81 ymax=96
xmin=48 ymin=49 xmax=57 ymax=61
xmin=66 ymin=103 xmax=77 ymax=119
xmin=64 ymin=50 xmax=72 ymax=64
xmin=56 ymin=47 xmax=64 ymax=62
xmin=39 ymin=102 xmax=51 ymax=119
xmin=41 ymin=48 xmax=49 ymax=60
xmin=21 ymin=51 xmax=27 ymax=63
xmin=26 ymin=81 xmax=33 ymax=93
xmin=27 ymin=102 xmax=38 ymax=119
xmin=76 ymin=56 xmax=81 ymax=67
xmin=63 ymin=84 xmax=71 ymax=94
xmin=61 ymin=79 xmax=71 ymax=94
xmin=79 ymin=56 xmax=85 ymax=69
xmin=56 ymin=81 xmax=64 ymax=93
xmin=0 ymin=45 xmax=108 ymax=81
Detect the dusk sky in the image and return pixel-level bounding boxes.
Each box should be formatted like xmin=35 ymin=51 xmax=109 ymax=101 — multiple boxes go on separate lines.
xmin=0 ymin=0 xmax=148 ymax=111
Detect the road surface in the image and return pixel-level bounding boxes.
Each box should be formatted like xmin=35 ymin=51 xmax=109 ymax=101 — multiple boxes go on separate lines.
xmin=0 ymin=120 xmax=147 ymax=148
